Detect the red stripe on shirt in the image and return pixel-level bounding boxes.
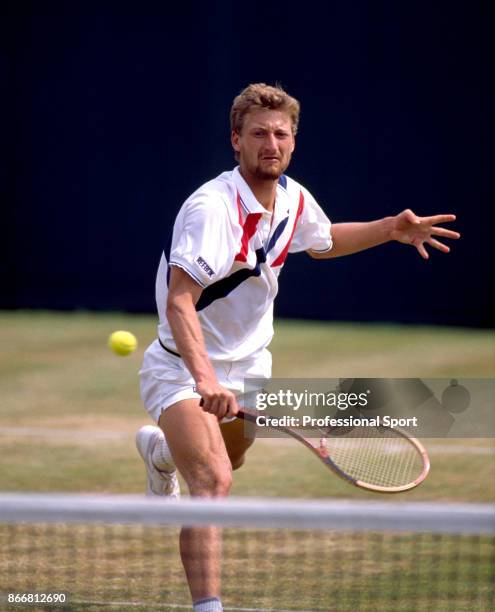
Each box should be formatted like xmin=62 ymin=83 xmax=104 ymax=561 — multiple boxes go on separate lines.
xmin=270 ymin=190 xmax=305 ymax=267
xmin=234 ymin=209 xmax=262 ymax=262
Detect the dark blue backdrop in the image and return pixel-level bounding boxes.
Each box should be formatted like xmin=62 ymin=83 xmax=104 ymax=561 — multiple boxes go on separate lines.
xmin=1 ymin=1 xmax=493 ymax=326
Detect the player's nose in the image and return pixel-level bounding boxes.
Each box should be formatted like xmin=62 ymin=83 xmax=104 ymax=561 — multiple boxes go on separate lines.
xmin=262 ymin=133 xmax=278 ymax=152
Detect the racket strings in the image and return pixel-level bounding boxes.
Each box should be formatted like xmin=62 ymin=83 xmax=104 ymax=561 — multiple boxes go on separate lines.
xmin=324 ymin=426 xmax=424 ymax=487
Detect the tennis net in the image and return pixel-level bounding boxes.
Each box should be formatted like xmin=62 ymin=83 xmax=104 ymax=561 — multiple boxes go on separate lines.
xmin=0 ymin=493 xmax=493 ymax=611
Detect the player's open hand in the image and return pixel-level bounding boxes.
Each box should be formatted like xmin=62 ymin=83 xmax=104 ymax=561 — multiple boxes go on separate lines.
xmin=390 ymin=209 xmax=460 ymax=259
xmin=197 ymin=383 xmax=239 ymax=420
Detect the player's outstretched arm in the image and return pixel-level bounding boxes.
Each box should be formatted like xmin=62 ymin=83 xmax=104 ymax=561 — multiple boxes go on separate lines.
xmin=309 ymin=209 xmax=460 ymax=260
xmin=167 ymin=267 xmax=239 ymax=419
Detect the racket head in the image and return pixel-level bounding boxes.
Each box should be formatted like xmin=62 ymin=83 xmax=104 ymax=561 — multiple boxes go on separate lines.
xmin=315 ymin=424 xmax=430 ymax=493
xmin=238 ymin=409 xmax=430 ymax=493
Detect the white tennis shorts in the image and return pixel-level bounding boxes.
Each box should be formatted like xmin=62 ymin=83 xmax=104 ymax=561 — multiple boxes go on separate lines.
xmin=139 ymin=339 xmax=272 ymax=423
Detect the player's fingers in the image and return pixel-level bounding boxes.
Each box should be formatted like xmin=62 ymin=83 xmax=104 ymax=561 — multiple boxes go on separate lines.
xmin=414 ymin=239 xmax=429 ymax=260
xmin=206 ymin=393 xmax=233 ymax=420
xmin=427 ymin=237 xmax=450 ymax=253
xmin=200 ymin=396 xmax=221 ymax=416
xmin=224 ymin=396 xmax=240 ymax=419
xmin=200 ymin=397 xmax=213 ymax=414
xmin=420 ymin=214 xmax=456 ymax=225
xmin=217 ymin=396 xmax=231 ymax=420
xmin=210 ymin=395 xmax=226 ymax=418
xmin=199 ymin=389 xmax=238 ymax=419
xmin=431 ymin=227 xmax=461 ymax=239
xmin=214 ymin=391 xmax=237 ymax=420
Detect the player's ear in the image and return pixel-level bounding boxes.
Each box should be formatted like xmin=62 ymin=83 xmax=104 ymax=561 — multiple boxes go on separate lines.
xmin=231 ymin=130 xmax=241 ymax=154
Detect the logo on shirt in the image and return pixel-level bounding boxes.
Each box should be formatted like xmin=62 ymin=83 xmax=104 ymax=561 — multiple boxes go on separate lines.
xmin=195 ymin=255 xmax=215 ymax=278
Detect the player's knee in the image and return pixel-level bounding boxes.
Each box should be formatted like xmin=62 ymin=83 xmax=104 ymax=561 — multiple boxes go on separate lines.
xmin=187 ymin=465 xmax=232 ymax=497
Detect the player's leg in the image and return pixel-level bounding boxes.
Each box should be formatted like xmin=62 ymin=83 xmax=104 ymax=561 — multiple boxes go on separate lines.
xmin=220 ymin=416 xmax=256 ymax=470
xmin=159 ymin=399 xmax=232 ymax=606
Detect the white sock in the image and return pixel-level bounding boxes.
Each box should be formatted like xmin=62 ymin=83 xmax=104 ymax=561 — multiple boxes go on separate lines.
xmin=193 ymin=597 xmax=223 ymax=612
xmin=151 ymin=434 xmax=175 ymax=472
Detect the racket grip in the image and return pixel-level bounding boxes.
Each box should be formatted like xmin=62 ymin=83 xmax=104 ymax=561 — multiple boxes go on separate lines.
xmin=198 ymin=397 xmax=248 ymax=421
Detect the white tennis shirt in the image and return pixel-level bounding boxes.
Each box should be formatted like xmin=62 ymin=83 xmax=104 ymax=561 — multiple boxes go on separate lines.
xmin=156 ymin=167 xmax=332 ymax=361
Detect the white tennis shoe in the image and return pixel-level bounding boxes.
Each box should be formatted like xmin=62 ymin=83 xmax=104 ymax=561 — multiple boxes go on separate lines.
xmin=135 ymin=425 xmax=180 ymax=498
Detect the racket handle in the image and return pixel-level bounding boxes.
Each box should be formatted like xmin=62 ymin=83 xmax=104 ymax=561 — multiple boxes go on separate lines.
xmin=198 ymin=398 xmax=251 ymax=422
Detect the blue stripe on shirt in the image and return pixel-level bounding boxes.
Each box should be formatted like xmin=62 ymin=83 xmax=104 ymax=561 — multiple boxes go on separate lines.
xmin=266 ymin=216 xmax=289 ymax=254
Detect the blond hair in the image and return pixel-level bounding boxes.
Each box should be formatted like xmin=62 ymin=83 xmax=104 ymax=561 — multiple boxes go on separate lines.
xmin=230 ymin=83 xmax=300 ymax=135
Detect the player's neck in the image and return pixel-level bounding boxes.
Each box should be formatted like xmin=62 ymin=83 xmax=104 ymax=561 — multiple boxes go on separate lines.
xmin=239 ymin=168 xmax=277 ymax=212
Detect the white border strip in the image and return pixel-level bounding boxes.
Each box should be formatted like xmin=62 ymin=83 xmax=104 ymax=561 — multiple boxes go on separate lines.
xmin=0 ymin=494 xmax=494 ymax=534
xmin=69 ymin=601 xmax=314 ymax=612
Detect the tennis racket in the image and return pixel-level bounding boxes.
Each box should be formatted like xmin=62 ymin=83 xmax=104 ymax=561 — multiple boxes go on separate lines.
xmin=237 ymin=407 xmax=430 ymax=493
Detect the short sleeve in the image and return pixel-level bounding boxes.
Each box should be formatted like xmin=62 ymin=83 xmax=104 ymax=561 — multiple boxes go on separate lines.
xmin=289 ymin=186 xmax=333 ymax=254
xmin=169 ymin=196 xmax=239 ymax=287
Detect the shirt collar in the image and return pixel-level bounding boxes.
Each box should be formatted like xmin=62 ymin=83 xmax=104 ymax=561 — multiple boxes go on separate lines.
xmin=232 ymin=166 xmax=271 ymax=216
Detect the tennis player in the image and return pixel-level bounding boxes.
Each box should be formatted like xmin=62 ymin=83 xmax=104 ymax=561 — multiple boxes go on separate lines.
xmin=136 ymin=83 xmax=460 ymax=612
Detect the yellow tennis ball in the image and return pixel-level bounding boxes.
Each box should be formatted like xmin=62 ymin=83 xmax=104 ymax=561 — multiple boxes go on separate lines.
xmin=108 ymin=330 xmax=137 ymax=356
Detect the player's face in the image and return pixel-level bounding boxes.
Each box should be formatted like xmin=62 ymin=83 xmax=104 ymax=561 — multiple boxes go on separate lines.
xmin=232 ymin=109 xmax=295 ymax=181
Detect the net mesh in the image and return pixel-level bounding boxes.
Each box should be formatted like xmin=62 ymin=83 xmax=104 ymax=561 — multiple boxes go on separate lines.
xmin=1 ymin=495 xmax=494 ymax=612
